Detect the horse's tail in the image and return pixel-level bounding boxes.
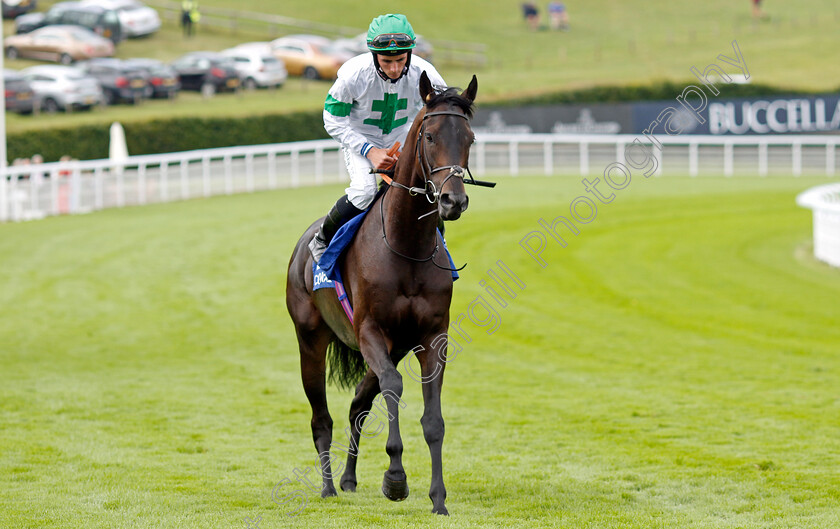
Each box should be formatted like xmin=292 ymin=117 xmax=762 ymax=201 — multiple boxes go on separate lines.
xmin=326 ymin=338 xmax=367 ymax=391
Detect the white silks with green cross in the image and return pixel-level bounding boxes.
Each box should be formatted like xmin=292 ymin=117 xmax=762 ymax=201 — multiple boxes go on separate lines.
xmin=323 ymin=53 xmax=446 ymax=158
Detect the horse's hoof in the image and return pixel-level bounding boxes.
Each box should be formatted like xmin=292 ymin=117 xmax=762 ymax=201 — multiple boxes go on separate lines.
xmin=432 ymin=505 xmax=449 ymax=515
xmin=382 ymin=475 xmax=409 ymax=501
xmin=340 ymin=479 xmax=357 ymax=492
xmin=321 ymin=483 xmax=338 ymax=498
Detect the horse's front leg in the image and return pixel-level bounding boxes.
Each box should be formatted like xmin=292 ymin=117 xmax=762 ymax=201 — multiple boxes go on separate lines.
xmin=358 ymin=322 xmax=409 ymax=501
xmin=415 ymin=337 xmax=449 ymax=515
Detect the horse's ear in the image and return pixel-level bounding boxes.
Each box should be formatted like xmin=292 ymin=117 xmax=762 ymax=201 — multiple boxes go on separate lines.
xmin=419 ymin=70 xmax=434 ymax=105
xmin=461 ymin=75 xmax=478 ymax=103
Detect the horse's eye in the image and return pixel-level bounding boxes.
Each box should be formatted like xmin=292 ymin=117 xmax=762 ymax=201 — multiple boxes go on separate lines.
xmin=425 ymin=133 xmax=434 ymax=143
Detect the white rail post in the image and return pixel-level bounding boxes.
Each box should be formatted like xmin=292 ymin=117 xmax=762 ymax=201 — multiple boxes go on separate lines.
xmin=509 ymin=141 xmax=518 ymax=176
xmin=616 ymin=141 xmax=626 ymax=167
xmin=724 ymin=142 xmax=733 ymax=177
xmin=792 ymin=141 xmax=802 ymax=177
xmin=758 ymin=142 xmax=768 ymax=177
xmin=138 ymin=163 xmax=146 ymax=205
xmin=828 ymin=142 xmax=836 ymax=177
xmin=51 ymin=169 xmax=60 ymax=215
xmin=245 ymin=153 xmax=254 ymax=192
xmin=268 ymin=151 xmax=277 ymax=188
xmin=71 ymin=168 xmax=82 ymax=213
xmin=29 ymin=171 xmax=39 ymax=214
xmin=689 ymin=141 xmax=699 ymax=177
xmin=180 ymin=159 xmax=189 ymax=200
xmin=291 ymin=149 xmax=300 ymax=187
xmin=116 ymin=166 xmax=124 ymax=208
xmin=160 ymin=162 xmax=168 ymax=202
xmin=543 ymin=140 xmax=553 ymax=176
xmin=579 ymin=141 xmax=589 ymax=176
xmin=208 ymin=156 xmax=217 ymax=197
xmin=94 ymin=166 xmax=104 ymax=210
xmin=0 ymin=173 xmax=7 ymax=223
xmin=654 ymin=144 xmax=663 ymax=176
xmin=222 ymin=155 xmax=231 ymax=196
xmin=8 ymin=175 xmax=18 ymax=221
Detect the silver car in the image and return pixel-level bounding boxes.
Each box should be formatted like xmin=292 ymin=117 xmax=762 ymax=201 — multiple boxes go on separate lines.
xmin=80 ymin=0 xmax=161 ymax=37
xmin=222 ymin=46 xmax=287 ymax=90
xmin=20 ymin=64 xmax=103 ymax=112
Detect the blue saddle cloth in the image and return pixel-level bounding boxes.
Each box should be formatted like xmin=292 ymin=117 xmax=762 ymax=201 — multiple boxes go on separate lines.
xmin=317 ymin=204 xmax=459 ymax=284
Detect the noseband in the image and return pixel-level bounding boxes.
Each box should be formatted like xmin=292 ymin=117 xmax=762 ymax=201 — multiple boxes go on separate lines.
xmin=415 ymin=110 xmax=474 ymax=205
xmin=380 ymin=109 xmax=476 ymax=205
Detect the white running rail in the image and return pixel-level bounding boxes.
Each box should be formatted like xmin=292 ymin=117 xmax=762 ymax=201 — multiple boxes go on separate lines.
xmin=2 ymin=133 xmax=839 ymax=223
xmin=797 ymin=183 xmax=840 ymax=267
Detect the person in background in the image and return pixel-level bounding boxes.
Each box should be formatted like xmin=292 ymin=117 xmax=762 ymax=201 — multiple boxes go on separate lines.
xmin=181 ymin=0 xmax=199 ymax=37
xmin=752 ymin=0 xmax=764 ymax=19
xmin=522 ymin=2 xmax=540 ymax=31
xmin=548 ymin=1 xmax=569 ymax=31
xmin=58 ymin=155 xmax=74 ymax=178
xmin=29 ymin=154 xmax=45 ymax=187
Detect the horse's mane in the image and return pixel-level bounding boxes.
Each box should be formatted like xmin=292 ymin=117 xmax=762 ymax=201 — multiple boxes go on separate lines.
xmin=427 ymin=87 xmax=474 ymax=118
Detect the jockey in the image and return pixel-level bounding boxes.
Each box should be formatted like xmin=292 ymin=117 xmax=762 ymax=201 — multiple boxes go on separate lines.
xmin=309 ymin=13 xmax=446 ymax=263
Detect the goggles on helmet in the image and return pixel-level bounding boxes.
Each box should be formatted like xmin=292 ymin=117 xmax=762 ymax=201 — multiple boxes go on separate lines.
xmin=367 ymin=33 xmax=415 ymax=50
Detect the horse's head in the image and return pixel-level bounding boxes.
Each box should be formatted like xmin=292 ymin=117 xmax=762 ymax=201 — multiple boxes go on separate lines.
xmin=417 ymin=71 xmax=478 ymax=221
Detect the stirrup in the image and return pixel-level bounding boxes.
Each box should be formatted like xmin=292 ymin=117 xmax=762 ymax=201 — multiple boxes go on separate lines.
xmin=309 ymin=233 xmax=327 ymax=263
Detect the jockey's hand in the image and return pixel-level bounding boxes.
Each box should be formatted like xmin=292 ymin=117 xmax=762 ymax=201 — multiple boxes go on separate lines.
xmin=367 ymin=147 xmax=398 ymax=171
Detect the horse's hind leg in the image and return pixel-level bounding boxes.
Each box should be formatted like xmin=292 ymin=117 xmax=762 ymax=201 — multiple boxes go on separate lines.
xmin=338 ymin=369 xmax=381 ymax=492
xmin=295 ymin=324 xmax=339 ymax=498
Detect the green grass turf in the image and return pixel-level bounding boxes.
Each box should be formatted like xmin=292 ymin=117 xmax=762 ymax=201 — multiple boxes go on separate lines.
xmin=2 ymin=173 xmax=840 ymax=528
xmin=6 ymin=0 xmax=840 ymax=132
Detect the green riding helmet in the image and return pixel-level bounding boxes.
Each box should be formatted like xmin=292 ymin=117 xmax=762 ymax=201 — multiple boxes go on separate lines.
xmin=366 ymin=14 xmax=416 ymax=54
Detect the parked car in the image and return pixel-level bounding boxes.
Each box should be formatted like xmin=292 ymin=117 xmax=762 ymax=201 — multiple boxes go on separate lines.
xmin=3 ymin=69 xmax=36 ymax=114
xmin=16 ymin=2 xmax=123 ymax=43
xmin=229 ymin=41 xmax=271 ymax=55
xmin=80 ymin=0 xmax=160 ymax=38
xmin=170 ymin=51 xmax=240 ymax=95
xmin=2 ymin=0 xmax=37 ymax=19
xmin=20 ymin=64 xmax=103 ymax=112
xmin=122 ymin=57 xmax=179 ymax=98
xmin=5 ymin=25 xmax=114 ymax=64
xmin=75 ymin=57 xmax=147 ymax=104
xmin=296 ymin=34 xmax=354 ymax=63
xmin=269 ymin=35 xmax=345 ymax=80
xmin=221 ymin=46 xmax=287 ymax=90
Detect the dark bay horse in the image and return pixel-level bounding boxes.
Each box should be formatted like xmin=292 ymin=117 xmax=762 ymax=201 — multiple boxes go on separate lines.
xmin=286 ymin=72 xmax=478 ymax=515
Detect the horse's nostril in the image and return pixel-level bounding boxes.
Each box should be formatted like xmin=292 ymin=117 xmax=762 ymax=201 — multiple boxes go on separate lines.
xmin=440 ymin=193 xmax=454 ymax=206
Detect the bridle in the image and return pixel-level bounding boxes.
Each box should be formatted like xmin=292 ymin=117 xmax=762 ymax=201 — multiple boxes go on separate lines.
xmin=383 ymin=109 xmax=477 ymax=206
xmin=416 ymin=110 xmax=477 ymax=205
xmin=378 ymin=108 xmax=473 ymax=270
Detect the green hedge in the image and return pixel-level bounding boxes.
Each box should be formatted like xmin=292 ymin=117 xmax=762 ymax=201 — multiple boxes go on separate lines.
xmin=7 ymin=80 xmax=822 ymax=162
xmin=7 ymin=110 xmax=328 ymax=162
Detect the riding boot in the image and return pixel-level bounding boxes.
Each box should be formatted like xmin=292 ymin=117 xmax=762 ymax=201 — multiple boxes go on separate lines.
xmin=309 ymin=195 xmax=364 ymax=263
